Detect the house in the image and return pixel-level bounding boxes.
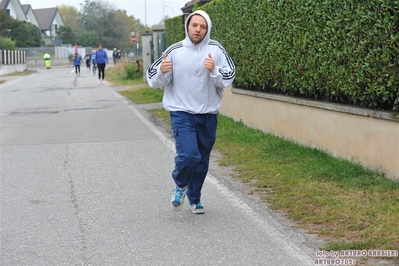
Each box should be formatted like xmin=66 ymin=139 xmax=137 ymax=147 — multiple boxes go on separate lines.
xmin=0 ymin=0 xmax=26 ymax=21
xmin=181 ymin=0 xmax=212 ymax=14
xmin=33 ymin=7 xmax=65 ymax=44
xmin=1 ymin=0 xmax=65 ymax=45
xmin=21 ymin=4 xmax=40 ymax=29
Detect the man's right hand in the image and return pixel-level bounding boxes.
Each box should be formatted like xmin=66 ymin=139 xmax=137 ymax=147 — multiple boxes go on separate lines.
xmin=160 ymin=53 xmax=172 ymax=74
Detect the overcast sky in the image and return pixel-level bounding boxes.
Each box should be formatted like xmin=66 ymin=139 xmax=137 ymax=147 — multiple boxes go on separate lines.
xmin=23 ymin=0 xmax=189 ymax=26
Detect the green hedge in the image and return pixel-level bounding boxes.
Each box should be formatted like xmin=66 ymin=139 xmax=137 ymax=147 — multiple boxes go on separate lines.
xmin=165 ymin=0 xmax=399 ymax=111
xmin=165 ymin=16 xmax=186 ymax=47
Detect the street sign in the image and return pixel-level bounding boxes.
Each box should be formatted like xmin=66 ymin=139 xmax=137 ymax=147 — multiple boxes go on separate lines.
xmin=131 ymin=35 xmax=137 ymax=43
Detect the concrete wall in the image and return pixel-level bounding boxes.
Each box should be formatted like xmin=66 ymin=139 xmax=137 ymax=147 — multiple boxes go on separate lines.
xmin=142 ymin=33 xmax=153 ymax=83
xmin=220 ymin=87 xmax=399 ymax=182
xmin=0 ymin=64 xmax=27 ymax=76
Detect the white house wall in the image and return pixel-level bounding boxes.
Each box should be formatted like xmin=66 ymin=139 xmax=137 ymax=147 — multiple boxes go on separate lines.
xmin=7 ymin=0 xmax=26 ymax=21
xmin=7 ymin=2 xmax=17 ymax=19
xmin=50 ymin=13 xmax=65 ymax=37
xmin=26 ymin=10 xmax=40 ymax=28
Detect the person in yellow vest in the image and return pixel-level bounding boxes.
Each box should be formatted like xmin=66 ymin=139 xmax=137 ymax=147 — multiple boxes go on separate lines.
xmin=43 ymin=53 xmax=51 ymax=69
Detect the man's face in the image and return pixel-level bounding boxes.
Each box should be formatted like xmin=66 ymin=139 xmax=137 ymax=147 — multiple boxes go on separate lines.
xmin=188 ymin=15 xmax=207 ymax=45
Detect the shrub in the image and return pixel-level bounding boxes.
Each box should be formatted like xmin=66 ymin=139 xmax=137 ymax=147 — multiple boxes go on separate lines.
xmin=165 ymin=0 xmax=399 ymax=111
xmin=0 ymin=36 xmax=16 ymax=50
xmin=123 ymin=62 xmax=142 ymax=80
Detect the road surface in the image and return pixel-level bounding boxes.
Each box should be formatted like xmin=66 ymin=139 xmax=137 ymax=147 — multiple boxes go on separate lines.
xmin=1 ymin=67 xmax=320 ymax=265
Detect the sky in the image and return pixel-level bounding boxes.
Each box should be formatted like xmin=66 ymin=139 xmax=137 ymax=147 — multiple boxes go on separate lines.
xmin=23 ymin=0 xmax=189 ymax=26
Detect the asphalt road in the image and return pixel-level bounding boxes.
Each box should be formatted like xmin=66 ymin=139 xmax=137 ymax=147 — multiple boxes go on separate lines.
xmin=1 ymin=67 xmax=320 ymax=265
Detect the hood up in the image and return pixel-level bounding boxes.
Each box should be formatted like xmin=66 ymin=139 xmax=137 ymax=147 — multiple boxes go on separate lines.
xmin=183 ymin=10 xmax=212 ymax=47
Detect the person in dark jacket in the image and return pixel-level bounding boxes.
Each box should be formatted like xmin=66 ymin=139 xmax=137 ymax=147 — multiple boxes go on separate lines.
xmin=73 ymin=53 xmax=82 ymax=76
xmin=84 ymin=51 xmax=91 ymax=73
xmin=95 ymin=44 xmax=109 ymax=84
xmin=112 ymin=48 xmax=118 ymax=64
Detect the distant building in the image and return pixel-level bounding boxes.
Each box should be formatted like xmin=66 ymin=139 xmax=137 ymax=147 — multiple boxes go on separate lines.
xmin=181 ymin=0 xmax=213 ymax=14
xmin=0 ymin=0 xmax=26 ymax=21
xmin=33 ymin=7 xmax=65 ymax=44
xmin=1 ymin=0 xmax=65 ymax=45
xmin=21 ymin=4 xmax=40 ymax=28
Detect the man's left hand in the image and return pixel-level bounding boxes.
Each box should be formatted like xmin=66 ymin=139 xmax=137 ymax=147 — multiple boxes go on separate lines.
xmin=204 ymin=53 xmax=215 ymax=72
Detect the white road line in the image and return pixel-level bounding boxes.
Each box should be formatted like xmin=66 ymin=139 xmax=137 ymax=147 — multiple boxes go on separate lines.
xmin=0 ymin=77 xmax=25 ymax=89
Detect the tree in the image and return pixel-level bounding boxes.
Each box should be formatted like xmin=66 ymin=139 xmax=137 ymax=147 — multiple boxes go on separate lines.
xmin=79 ymin=0 xmax=102 ymax=31
xmin=100 ymin=9 xmax=132 ymax=49
xmin=117 ymin=10 xmax=142 ymax=47
xmin=56 ymin=25 xmax=78 ymax=45
xmin=12 ymin=21 xmax=42 ymax=47
xmin=57 ymin=0 xmax=146 ymax=49
xmin=57 ymin=5 xmax=81 ymax=34
xmin=0 ymin=36 xmax=16 ymax=50
xmin=79 ymin=0 xmax=133 ymax=49
xmin=0 ymin=10 xmax=42 ymax=47
xmin=0 ymin=10 xmax=18 ymax=38
xmin=78 ymin=30 xmax=99 ymax=47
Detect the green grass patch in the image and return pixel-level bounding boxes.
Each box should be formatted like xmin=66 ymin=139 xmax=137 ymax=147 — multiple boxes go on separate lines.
xmin=109 ymin=63 xmax=399 ymax=253
xmin=149 ymin=108 xmax=170 ymax=124
xmin=147 ymin=108 xmax=399 ymax=251
xmin=120 ymin=87 xmax=163 ymax=105
xmin=4 ymin=69 xmax=36 ymax=76
xmin=106 ymin=61 xmax=144 ymax=86
xmin=215 ymin=116 xmax=399 ymax=250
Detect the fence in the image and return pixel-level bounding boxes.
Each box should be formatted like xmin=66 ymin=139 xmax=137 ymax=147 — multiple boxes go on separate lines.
xmin=0 ymin=50 xmax=26 ymax=65
xmin=0 ymin=50 xmax=27 ymax=76
xmin=2 ymin=46 xmax=143 ymax=69
xmin=19 ymin=46 xmax=92 ymax=68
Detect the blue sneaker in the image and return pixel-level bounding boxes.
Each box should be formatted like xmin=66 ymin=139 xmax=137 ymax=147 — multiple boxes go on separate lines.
xmin=190 ymin=202 xmax=205 ymax=214
xmin=171 ymin=187 xmax=187 ymax=211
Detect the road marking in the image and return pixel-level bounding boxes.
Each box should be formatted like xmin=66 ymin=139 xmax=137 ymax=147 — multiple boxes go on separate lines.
xmin=0 ymin=77 xmax=25 ymax=89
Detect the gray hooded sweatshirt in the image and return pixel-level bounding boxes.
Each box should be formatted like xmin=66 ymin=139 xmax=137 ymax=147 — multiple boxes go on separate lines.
xmin=147 ymin=10 xmax=236 ymax=114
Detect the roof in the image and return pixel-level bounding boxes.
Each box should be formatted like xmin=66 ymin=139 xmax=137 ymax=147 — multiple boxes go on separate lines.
xmin=0 ymin=0 xmax=11 ymax=10
xmin=181 ymin=0 xmax=212 ymax=14
xmin=21 ymin=4 xmax=40 ymax=28
xmin=21 ymin=4 xmax=31 ymax=14
xmin=33 ymin=7 xmax=58 ymax=31
xmin=1 ymin=0 xmax=27 ymax=21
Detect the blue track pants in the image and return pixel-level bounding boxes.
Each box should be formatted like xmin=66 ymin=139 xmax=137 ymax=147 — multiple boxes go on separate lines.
xmin=170 ymin=111 xmax=217 ymax=204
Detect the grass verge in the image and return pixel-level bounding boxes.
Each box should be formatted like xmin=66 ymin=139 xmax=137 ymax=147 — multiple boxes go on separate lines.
xmin=119 ymin=82 xmax=399 ymax=262
xmin=106 ymin=61 xmax=145 ymax=87
xmin=108 ymin=64 xmax=164 ymax=104
xmin=2 ymin=69 xmax=36 ymax=77
xmin=215 ymin=117 xmax=399 ymax=251
xmin=120 ymin=88 xmax=163 ymax=104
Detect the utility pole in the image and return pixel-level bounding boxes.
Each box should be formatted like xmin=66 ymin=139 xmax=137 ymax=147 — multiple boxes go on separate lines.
xmin=144 ymin=0 xmax=147 ymax=26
